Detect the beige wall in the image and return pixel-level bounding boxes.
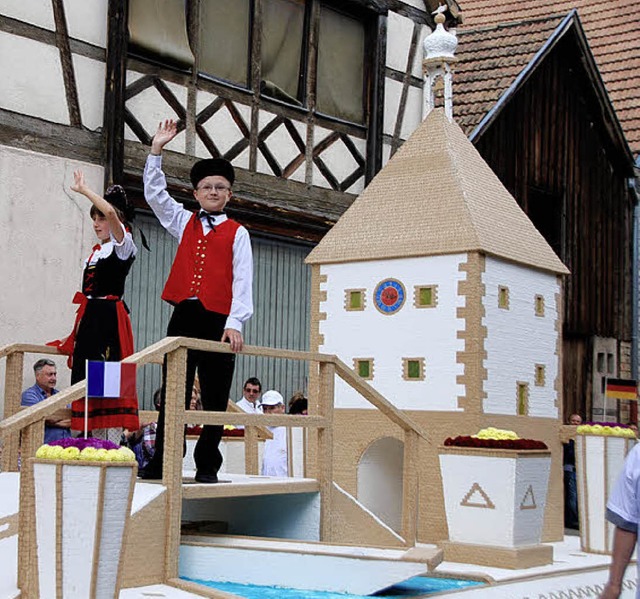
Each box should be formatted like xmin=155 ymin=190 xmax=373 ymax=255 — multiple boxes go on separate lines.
xmin=0 ymin=145 xmax=102 ymax=408
xmin=332 ymin=409 xmax=564 ymax=545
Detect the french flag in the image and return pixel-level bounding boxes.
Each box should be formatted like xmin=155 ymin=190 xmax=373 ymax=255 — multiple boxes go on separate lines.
xmin=86 ymin=361 xmax=137 ymax=399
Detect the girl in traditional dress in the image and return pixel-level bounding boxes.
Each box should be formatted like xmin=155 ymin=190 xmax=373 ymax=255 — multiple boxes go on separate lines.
xmin=48 ymin=171 xmax=139 ymax=442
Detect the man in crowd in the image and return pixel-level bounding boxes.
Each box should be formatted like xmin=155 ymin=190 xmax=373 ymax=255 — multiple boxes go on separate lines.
xmin=237 ymin=377 xmax=262 ymax=414
xmin=21 ymin=358 xmax=71 ymax=443
xmin=261 ymin=390 xmax=288 ymax=477
xmin=563 ymin=413 xmax=582 ymax=530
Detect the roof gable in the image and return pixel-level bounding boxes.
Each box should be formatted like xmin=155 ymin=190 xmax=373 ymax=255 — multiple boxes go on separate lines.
xmin=457 ymin=0 xmax=640 ymax=157
xmin=306 ymin=108 xmax=568 ymax=275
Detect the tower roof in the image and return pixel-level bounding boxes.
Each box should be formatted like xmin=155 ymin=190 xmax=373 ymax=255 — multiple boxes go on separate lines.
xmin=306 ymin=108 xmax=568 ymax=275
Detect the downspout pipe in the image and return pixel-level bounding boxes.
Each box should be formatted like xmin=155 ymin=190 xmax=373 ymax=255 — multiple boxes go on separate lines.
xmin=631 ymin=160 xmax=640 ymax=382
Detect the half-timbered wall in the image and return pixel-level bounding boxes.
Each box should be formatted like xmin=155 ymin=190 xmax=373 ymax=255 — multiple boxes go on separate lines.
xmin=471 ymin=34 xmax=635 ymax=420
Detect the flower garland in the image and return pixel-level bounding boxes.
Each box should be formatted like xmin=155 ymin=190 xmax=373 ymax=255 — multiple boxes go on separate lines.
xmin=577 ymin=422 xmax=636 ymax=439
xmin=445 ymin=427 xmax=547 ymax=450
xmin=36 ymin=437 xmax=136 ymax=462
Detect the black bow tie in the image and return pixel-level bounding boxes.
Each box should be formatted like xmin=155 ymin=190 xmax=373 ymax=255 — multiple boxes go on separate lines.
xmin=199 ymin=210 xmax=224 ymax=229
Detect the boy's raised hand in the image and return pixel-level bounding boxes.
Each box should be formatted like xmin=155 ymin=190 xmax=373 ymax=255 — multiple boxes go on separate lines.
xmin=151 ymin=119 xmax=179 ymax=155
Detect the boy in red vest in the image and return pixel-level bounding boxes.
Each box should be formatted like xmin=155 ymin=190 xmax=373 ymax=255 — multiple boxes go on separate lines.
xmin=140 ymin=119 xmax=253 ymax=483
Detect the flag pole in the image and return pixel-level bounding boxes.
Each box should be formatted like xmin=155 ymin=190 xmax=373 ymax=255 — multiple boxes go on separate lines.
xmin=84 ymin=359 xmax=89 ymax=439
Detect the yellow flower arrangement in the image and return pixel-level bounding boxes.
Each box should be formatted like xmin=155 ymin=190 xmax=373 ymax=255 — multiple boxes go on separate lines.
xmin=473 ymin=427 xmax=519 ymax=441
xmin=577 ymin=423 xmax=636 ymax=439
xmin=36 ymin=438 xmax=136 ymax=462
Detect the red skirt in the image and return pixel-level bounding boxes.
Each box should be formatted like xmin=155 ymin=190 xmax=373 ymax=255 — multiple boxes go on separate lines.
xmin=49 ymin=293 xmax=139 ymax=432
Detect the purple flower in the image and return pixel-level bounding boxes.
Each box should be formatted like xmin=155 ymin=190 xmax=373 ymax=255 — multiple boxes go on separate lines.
xmin=48 ymin=438 xmax=120 ymax=451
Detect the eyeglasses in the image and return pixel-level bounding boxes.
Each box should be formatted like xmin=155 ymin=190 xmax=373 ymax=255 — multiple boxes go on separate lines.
xmin=197 ymin=184 xmax=230 ymax=193
xmin=244 ymin=388 xmax=260 ymax=394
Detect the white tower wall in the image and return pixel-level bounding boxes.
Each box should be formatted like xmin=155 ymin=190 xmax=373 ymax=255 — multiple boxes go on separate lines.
xmin=319 ymin=254 xmax=467 ymax=411
xmin=482 ymin=257 xmax=560 ymax=418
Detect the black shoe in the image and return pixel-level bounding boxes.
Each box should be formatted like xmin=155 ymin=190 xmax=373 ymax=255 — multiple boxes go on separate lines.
xmin=195 ymin=471 xmax=219 ymax=484
xmin=138 ymin=467 xmax=162 ymax=480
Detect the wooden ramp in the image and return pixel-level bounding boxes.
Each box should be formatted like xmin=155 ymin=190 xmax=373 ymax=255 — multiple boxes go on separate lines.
xmin=179 ymin=534 xmax=442 ymax=595
xmin=179 ymin=472 xmax=320 ymax=500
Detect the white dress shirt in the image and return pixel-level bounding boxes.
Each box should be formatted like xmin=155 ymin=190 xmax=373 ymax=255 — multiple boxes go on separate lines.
xmin=143 ymin=154 xmax=253 ymax=331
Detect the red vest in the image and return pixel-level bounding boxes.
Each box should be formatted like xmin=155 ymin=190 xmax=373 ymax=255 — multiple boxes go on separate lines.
xmin=162 ymin=214 xmax=240 ymax=314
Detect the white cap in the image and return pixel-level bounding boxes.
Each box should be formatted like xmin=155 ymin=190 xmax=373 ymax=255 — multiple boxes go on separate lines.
xmin=261 ymin=390 xmax=284 ymax=406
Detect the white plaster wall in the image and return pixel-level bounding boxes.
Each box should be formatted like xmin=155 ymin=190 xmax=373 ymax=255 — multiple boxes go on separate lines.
xmin=0 ymin=31 xmax=69 ymax=125
xmin=72 ymin=54 xmax=106 ymax=131
xmin=400 ymin=85 xmax=423 ymax=140
xmin=412 ymin=24 xmax=430 ymax=79
xmin=482 ymin=257 xmax=560 ymax=418
xmin=383 ymin=78 xmax=403 ymax=137
xmin=319 ymin=255 xmax=466 ymax=411
xmin=401 ymin=0 xmax=427 ymax=10
xmin=64 ymin=0 xmax=108 ymax=48
xmin=386 ymin=11 xmax=414 ymax=72
xmin=0 ymin=0 xmax=55 ymax=31
xmin=357 ymin=437 xmax=404 ymax=532
xmin=0 ymin=146 xmax=101 ymax=407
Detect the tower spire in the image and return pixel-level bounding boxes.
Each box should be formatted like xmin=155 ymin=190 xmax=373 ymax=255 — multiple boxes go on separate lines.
xmin=422 ymin=6 xmax=458 ymax=120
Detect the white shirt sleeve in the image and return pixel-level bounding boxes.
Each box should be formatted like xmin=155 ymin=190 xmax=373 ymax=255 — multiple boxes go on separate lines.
xmin=607 ymin=444 xmax=640 ymax=531
xmin=111 ymin=224 xmax=137 ymax=260
xmin=225 ymin=226 xmax=254 ymax=332
xmin=143 ymin=154 xmax=192 ymax=241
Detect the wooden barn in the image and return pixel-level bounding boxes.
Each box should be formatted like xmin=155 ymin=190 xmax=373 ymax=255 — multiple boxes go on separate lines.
xmin=452 ymin=3 xmax=639 ymax=421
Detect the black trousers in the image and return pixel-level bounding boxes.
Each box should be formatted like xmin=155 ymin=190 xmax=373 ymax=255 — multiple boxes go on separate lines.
xmin=147 ymin=300 xmax=235 ymax=476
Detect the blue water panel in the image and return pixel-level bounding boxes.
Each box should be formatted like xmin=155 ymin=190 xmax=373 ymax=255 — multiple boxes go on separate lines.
xmin=182 ymin=575 xmax=483 ymax=598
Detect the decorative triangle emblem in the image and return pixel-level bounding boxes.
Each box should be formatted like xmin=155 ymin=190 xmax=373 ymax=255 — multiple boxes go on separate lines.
xmin=520 ymin=485 xmax=537 ymax=510
xmin=460 ymin=482 xmax=495 ymax=509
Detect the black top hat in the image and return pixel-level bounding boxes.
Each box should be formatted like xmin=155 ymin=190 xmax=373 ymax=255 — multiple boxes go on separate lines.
xmin=190 ymin=158 xmax=235 ymax=188
xmin=104 ymin=184 xmax=135 ymax=223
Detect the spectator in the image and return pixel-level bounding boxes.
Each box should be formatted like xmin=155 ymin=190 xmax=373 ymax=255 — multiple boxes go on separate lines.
xmin=563 ymin=413 xmax=582 ymax=530
xmin=124 ymin=387 xmax=162 ymax=470
xmin=237 ymin=377 xmax=262 ymax=414
xmin=599 ymin=443 xmax=640 ymax=598
xmin=261 ymin=390 xmax=287 ymax=477
xmin=21 ymin=359 xmax=71 ymax=444
xmin=288 ymin=393 xmax=308 ymax=415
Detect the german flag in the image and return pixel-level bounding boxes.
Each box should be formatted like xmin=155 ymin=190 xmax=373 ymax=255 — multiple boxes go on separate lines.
xmin=605 ymin=378 xmax=638 ymax=400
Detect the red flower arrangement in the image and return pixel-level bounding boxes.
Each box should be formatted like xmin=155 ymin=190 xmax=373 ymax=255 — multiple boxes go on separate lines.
xmin=444 ymin=436 xmax=548 ymax=450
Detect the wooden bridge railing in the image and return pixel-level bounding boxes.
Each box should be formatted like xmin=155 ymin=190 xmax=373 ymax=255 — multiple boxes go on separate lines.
xmin=0 ymin=337 xmax=428 ymax=587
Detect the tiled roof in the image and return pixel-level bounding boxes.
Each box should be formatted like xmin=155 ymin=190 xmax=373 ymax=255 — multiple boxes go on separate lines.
xmin=457 ymin=0 xmax=640 ymax=156
xmin=306 ymin=109 xmax=568 ymax=275
xmin=454 ymin=15 xmax=566 ymax=135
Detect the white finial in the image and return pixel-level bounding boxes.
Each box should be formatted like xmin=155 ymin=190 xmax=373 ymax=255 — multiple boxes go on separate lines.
xmin=422 ymin=5 xmax=457 ymax=121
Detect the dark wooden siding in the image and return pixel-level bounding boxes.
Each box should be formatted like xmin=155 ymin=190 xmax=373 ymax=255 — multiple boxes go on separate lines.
xmin=472 ymin=35 xmax=634 ymax=420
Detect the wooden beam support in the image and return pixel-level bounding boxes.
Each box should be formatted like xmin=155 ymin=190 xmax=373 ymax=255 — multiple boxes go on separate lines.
xmin=51 ymin=0 xmax=81 ymax=127
xmin=2 ymin=351 xmax=24 ymax=472
xmin=401 ymin=429 xmax=419 ymax=546
xmin=184 ymin=413 xmax=326 ymax=428
xmin=17 ymin=421 xmax=44 ymax=599
xmin=162 ymin=346 xmax=187 ymax=580
xmin=243 ymin=427 xmax=260 ymax=475
xmin=104 ymin=0 xmax=129 ymax=185
xmin=0 ymin=109 xmax=102 ymax=165
xmin=317 ymin=361 xmax=335 ymax=542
